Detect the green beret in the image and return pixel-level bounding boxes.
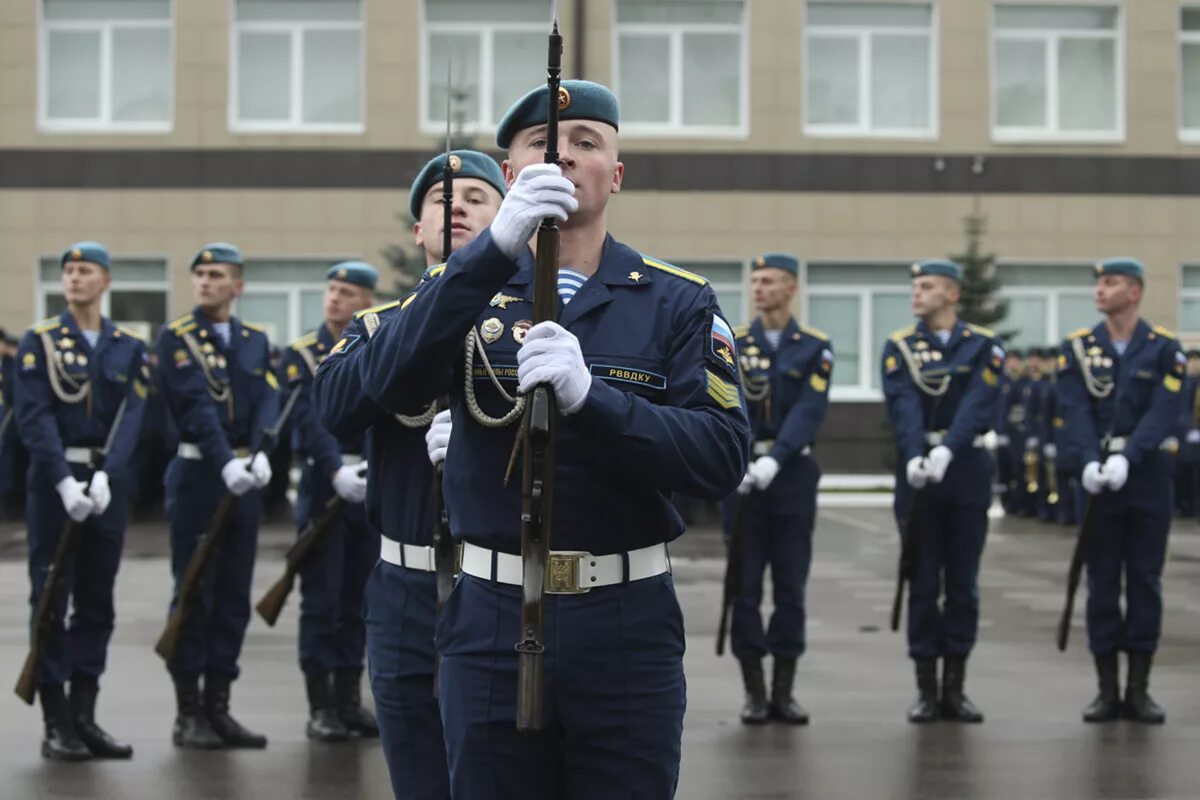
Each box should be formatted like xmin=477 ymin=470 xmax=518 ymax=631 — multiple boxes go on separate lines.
xmin=326 ymin=260 xmax=378 ymax=290
xmin=496 ymin=79 xmax=619 ymax=148
xmin=911 ymin=259 xmax=962 ymax=283
xmin=62 ymin=241 xmax=110 ymax=271
xmin=1094 ymin=257 xmax=1144 ymax=282
xmin=751 ymin=253 xmax=799 ymax=276
xmin=191 ymin=242 xmax=243 ymax=271
xmin=408 ymin=150 xmax=506 ymax=220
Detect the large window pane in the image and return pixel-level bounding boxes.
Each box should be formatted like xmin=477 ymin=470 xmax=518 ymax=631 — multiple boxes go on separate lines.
xmin=112 ymin=27 xmax=171 ymax=122
xmin=995 ymin=39 xmax=1046 ymax=127
xmin=238 ymin=293 xmax=289 ymax=343
xmin=303 ymin=28 xmax=360 ymax=123
xmin=238 ymin=31 xmax=292 ymax=121
xmin=618 ymin=35 xmax=671 ymax=123
xmin=111 ymin=290 xmax=167 ymax=340
xmin=427 ymin=32 xmax=481 ymax=125
xmin=872 ymin=33 xmax=929 ymax=129
xmin=808 ymin=2 xmax=930 ymax=27
xmin=1183 ymin=43 xmax=1200 ymax=130
xmin=492 ymin=31 xmax=546 ymax=123
xmin=45 ymin=0 xmax=169 ymax=21
xmin=808 ymin=35 xmax=859 ymax=125
xmin=44 ymin=293 xmax=68 ymax=317
xmin=713 ymin=289 xmax=745 ymax=326
xmin=617 ymin=0 xmax=742 ymax=25
xmin=1058 ymin=37 xmax=1115 ymax=131
xmin=682 ymin=32 xmax=740 ymax=126
xmin=1004 ymin=296 xmax=1048 ymax=348
xmin=426 ymin=0 xmax=548 ymax=24
xmin=46 ymin=30 xmax=101 ymax=119
xmin=300 ymin=290 xmax=325 ymax=333
xmin=1183 ymin=297 xmax=1200 ymax=332
xmin=870 ymin=293 xmax=913 ymax=388
xmin=238 ymin=0 xmax=360 ymax=22
xmin=995 ymin=5 xmax=1117 ymax=31
xmin=809 ymin=295 xmax=860 ymax=386
xmin=809 ymin=262 xmax=911 ymax=286
xmin=1057 ymin=294 xmax=1096 ymax=339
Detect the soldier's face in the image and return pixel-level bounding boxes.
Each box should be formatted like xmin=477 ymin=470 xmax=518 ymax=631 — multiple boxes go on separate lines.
xmin=911 ymin=276 xmax=959 ymax=317
xmin=1188 ymin=356 xmax=1200 ymax=378
xmin=505 ymin=120 xmax=623 ymax=228
xmin=61 ymin=261 xmax=110 ymax=306
xmin=413 ymin=178 xmax=503 ymax=262
xmin=324 ymin=279 xmax=374 ymax=327
xmin=1005 ymin=354 xmax=1023 ymax=376
xmin=192 ymin=263 xmax=243 ymax=310
xmin=1095 ymin=275 xmax=1142 ymax=314
xmin=751 ymin=268 xmax=797 ymax=314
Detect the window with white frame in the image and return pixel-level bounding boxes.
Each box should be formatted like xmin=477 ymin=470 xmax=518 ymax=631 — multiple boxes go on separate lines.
xmin=991 ymin=3 xmax=1123 ymax=141
xmin=39 ymin=0 xmax=173 ymax=132
xmin=614 ymin=0 xmax=747 ymax=136
xmin=677 ymin=260 xmax=748 ymax=326
xmin=996 ymin=263 xmax=1095 ymax=348
xmin=804 ymin=1 xmax=937 ymax=138
xmin=1181 ymin=265 xmax=1200 ymax=334
xmin=231 ymin=0 xmax=363 ymax=133
xmin=37 ymin=257 xmax=170 ymax=342
xmin=237 ymin=259 xmax=349 ymax=345
xmin=1182 ymin=8 xmax=1200 ymax=141
xmin=422 ymin=0 xmax=551 ymax=133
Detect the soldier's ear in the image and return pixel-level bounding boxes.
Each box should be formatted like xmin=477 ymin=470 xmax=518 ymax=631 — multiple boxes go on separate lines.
xmin=610 ymin=161 xmax=624 ymax=195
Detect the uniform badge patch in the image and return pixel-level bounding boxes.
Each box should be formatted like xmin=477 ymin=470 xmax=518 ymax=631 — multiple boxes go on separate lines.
xmin=705 ymin=370 xmax=741 ymax=409
xmin=21 ymin=352 xmax=36 ymax=370
xmin=174 ymin=349 xmax=190 ymax=368
xmin=329 ymin=334 xmax=359 ymax=356
xmin=708 ymin=314 xmax=737 ymax=376
xmin=820 ymin=348 xmax=834 ymax=372
xmin=885 ymin=355 xmax=898 ymax=374
xmin=490 ymin=293 xmax=523 ymax=310
xmin=286 ymin=363 xmax=301 ymax=382
xmin=481 ymin=317 xmax=504 ymax=344
xmin=512 ymin=319 xmax=532 ymax=344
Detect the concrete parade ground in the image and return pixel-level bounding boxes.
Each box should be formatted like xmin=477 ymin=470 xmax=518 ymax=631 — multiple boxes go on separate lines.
xmin=1 ymin=502 xmax=1198 ymax=800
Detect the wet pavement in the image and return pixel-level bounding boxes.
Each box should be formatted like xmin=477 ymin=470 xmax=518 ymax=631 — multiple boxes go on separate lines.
xmin=1 ymin=502 xmax=1199 ymax=799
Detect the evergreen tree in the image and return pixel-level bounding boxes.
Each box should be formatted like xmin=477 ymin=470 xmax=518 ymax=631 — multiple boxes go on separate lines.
xmin=379 ymin=211 xmax=426 ymax=297
xmin=950 ymin=209 xmax=1008 ymax=329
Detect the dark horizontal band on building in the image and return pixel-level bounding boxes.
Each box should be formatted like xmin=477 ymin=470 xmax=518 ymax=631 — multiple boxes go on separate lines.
xmin=3 ymin=149 xmax=1200 ymax=195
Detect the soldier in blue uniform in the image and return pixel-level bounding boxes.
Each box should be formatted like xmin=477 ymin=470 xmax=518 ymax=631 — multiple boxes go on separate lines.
xmin=0 ymin=328 xmax=16 ymax=514
xmin=1176 ymin=350 xmax=1200 ymax=517
xmin=315 ymin=150 xmax=506 ymax=799
xmin=1056 ymin=258 xmax=1184 ymax=724
xmin=323 ymin=81 xmax=748 ymax=798
xmin=996 ymin=349 xmax=1025 ymax=514
xmin=14 ymin=242 xmax=147 ymax=760
xmin=155 ymin=243 xmax=279 ymax=749
xmin=1045 ymin=356 xmax=1083 ymax=526
xmin=882 ymin=259 xmax=1003 ymax=724
xmin=282 ymin=261 xmax=380 ymax=742
xmin=723 ymin=252 xmax=831 ymax=726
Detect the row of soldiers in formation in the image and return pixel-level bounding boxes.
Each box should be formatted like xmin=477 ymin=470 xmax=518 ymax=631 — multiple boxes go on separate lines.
xmin=0 ymin=78 xmax=1185 ymax=800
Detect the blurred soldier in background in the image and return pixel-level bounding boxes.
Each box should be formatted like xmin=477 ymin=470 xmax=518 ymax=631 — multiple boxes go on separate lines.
xmin=1174 ymin=349 xmax=1200 ymax=517
xmin=996 ymin=348 xmax=1025 ymax=515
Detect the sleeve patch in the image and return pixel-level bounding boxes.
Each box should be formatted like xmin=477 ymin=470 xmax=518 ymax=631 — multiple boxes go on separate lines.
xmin=286 ymin=362 xmax=301 ymax=383
xmin=329 ymin=334 xmax=359 ymax=356
xmin=705 ymin=370 xmax=741 ymax=410
xmin=885 ymin=354 xmax=899 ymax=374
xmin=820 ymin=348 xmax=834 ymax=373
xmin=265 ymin=371 xmax=280 ymax=391
xmin=21 ymin=352 xmax=36 ymax=370
xmin=809 ymin=374 xmax=829 ymax=393
xmin=1057 ymin=354 xmax=1068 ymax=371
xmin=1164 ymin=374 xmax=1182 ymax=393
xmin=707 ymin=314 xmax=738 ymax=376
xmin=983 ymin=368 xmax=998 ymax=386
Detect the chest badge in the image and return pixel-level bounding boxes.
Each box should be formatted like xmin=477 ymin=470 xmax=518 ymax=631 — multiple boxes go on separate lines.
xmin=77 ymin=354 xmax=88 ymax=367
xmin=480 ymin=317 xmax=504 ymax=345
xmin=490 ymin=293 xmax=523 ymax=310
xmin=63 ymin=351 xmax=76 ymax=366
xmin=58 ymin=337 xmax=75 ymax=350
xmin=628 ymin=271 xmax=643 ymax=282
xmin=512 ymin=319 xmax=532 ymax=344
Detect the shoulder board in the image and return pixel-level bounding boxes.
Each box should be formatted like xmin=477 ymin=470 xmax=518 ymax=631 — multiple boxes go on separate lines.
xmin=167 ymin=313 xmax=194 ymax=330
xmin=889 ymin=324 xmax=916 ymax=343
xmin=640 ymin=256 xmax=707 ymax=286
xmin=117 ymin=326 xmax=143 ymax=340
xmin=289 ymin=332 xmax=318 ymax=352
xmin=424 ymin=263 xmax=447 ymax=279
xmin=1152 ymin=325 xmax=1177 ymax=340
xmin=172 ymin=322 xmax=197 ymax=337
xmin=966 ymin=323 xmax=995 ymax=338
xmin=241 ymin=321 xmax=267 ymax=335
xmin=733 ymin=323 xmax=751 ymax=338
xmin=354 ymin=299 xmax=401 ymax=320
xmin=801 ymin=324 xmax=830 ymax=342
xmin=1067 ymin=327 xmax=1092 ymax=340
xmin=32 ymin=317 xmax=59 ymax=334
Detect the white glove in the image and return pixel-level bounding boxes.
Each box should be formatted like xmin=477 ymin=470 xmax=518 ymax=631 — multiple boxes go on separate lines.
xmin=750 ymin=456 xmax=780 ymax=490
xmin=1102 ymin=453 xmax=1129 ymax=492
xmin=243 ymin=452 xmax=271 ymax=489
xmin=1081 ymin=461 xmax=1106 ymax=495
xmin=332 ymin=465 xmax=368 ymax=503
xmin=1187 ymin=430 xmax=1200 ymax=444
xmin=517 ymin=322 xmax=592 ymax=415
xmin=88 ymin=470 xmax=111 ymax=517
xmin=221 ymin=457 xmax=257 ymax=496
xmin=906 ymin=456 xmax=930 ymax=489
xmin=926 ymin=445 xmax=953 ymax=484
xmin=56 ymin=477 xmax=95 ymax=523
xmin=1025 ymin=437 xmax=1039 ymax=450
xmin=736 ymin=472 xmax=754 ymax=496
xmin=426 ymin=409 xmax=452 ymax=467
xmin=488 ymin=163 xmax=578 ymax=260
xmin=1042 ymin=443 xmax=1057 ymax=460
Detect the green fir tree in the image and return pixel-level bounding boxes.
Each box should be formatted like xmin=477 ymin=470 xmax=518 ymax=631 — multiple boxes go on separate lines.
xmin=950 ymin=209 xmax=1008 ymax=330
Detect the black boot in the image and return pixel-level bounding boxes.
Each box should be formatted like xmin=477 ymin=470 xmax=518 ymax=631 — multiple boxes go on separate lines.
xmin=70 ymin=678 xmax=133 ymax=758
xmin=738 ymin=658 xmax=770 ymax=725
xmin=39 ymin=685 xmax=91 ymax=762
xmin=334 ymin=669 xmax=379 ymax=737
xmin=1123 ymin=653 xmax=1166 ymax=724
xmin=172 ymin=676 xmax=224 ymax=749
xmin=939 ymin=655 xmax=984 ymax=723
xmin=1082 ymin=652 xmax=1121 ymax=723
xmin=769 ymin=657 xmax=810 ymax=725
xmin=305 ymin=671 xmax=349 ymax=742
xmin=204 ymin=675 xmax=267 ymax=749
xmin=907 ymin=660 xmax=939 ymax=724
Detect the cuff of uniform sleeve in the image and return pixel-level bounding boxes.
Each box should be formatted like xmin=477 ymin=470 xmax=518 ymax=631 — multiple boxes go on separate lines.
xmin=448 ymin=227 xmax=522 ymax=285
xmin=51 ymin=459 xmax=71 ymax=486
xmin=573 ymin=377 xmax=631 ymax=435
xmin=768 ymin=443 xmax=795 ymax=466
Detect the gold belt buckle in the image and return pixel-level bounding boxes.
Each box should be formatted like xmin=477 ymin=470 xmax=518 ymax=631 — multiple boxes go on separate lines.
xmin=544 ymin=552 xmax=588 ymax=595
xmin=453 ymin=543 xmax=464 ymax=576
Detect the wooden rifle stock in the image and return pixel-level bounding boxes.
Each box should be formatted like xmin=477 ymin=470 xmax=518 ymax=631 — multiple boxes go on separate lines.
xmin=255 ymin=495 xmax=345 ymax=626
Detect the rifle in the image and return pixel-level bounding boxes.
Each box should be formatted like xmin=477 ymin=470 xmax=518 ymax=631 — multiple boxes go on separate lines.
xmin=0 ymin=407 xmax=13 ymax=443
xmin=15 ymin=398 xmax=128 ymax=704
xmin=715 ymin=494 xmax=747 ymax=655
xmin=512 ymin=10 xmax=563 ymax=734
xmin=155 ymin=385 xmax=301 ymax=661
xmin=890 ymin=481 xmax=926 ymax=632
xmin=255 ymin=489 xmax=351 ymax=626
xmin=433 ymin=70 xmax=457 ymax=616
xmin=1056 ymin=496 xmax=1095 ymax=651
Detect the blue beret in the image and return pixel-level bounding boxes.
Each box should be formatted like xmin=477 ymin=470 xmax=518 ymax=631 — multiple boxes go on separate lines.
xmin=1006 ymin=348 xmax=1025 ymax=359
xmin=191 ymin=242 xmax=243 ymax=270
xmin=1094 ymin=257 xmax=1144 ymax=282
xmin=496 ymin=79 xmax=619 ymax=148
xmin=752 ymin=253 xmax=799 ymax=276
xmin=408 ymin=150 xmax=506 ymax=220
xmin=326 ymin=260 xmax=378 ymax=290
xmin=62 ymin=241 xmax=110 ymax=271
xmin=911 ymin=259 xmax=963 ymax=283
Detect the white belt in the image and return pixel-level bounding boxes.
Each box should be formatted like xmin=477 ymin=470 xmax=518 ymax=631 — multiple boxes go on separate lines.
xmin=379 ymin=538 xmax=436 ymax=572
xmin=305 ymin=453 xmax=364 ymax=467
xmin=1103 ymin=436 xmax=1127 ymax=453
xmin=64 ymin=447 xmax=97 ymax=465
xmin=751 ymin=440 xmax=811 ymax=458
xmin=459 ymin=541 xmax=670 ymax=595
xmin=178 ymin=443 xmax=251 ymax=460
xmin=994 ymin=434 xmax=1010 ymax=447
xmin=925 ymin=431 xmax=988 ymax=448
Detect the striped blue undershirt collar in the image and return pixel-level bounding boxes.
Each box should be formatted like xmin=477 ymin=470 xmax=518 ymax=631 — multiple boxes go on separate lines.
xmin=557 ymin=268 xmax=588 ymax=305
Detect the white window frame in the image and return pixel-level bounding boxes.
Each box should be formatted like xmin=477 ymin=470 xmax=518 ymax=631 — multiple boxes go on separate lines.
xmin=1181 ymin=5 xmax=1200 ymax=144
xmin=990 ymin=1 xmax=1125 ymax=144
xmin=228 ymin=0 xmax=365 ymax=135
xmin=611 ymin=4 xmax=750 ymax=138
xmin=1180 ymin=264 xmax=1200 ymax=335
xmin=236 ymin=256 xmax=353 ymax=343
xmin=802 ymin=1 xmax=940 ymax=140
xmin=37 ymin=0 xmax=175 ymax=134
xmin=999 ymin=286 xmax=1095 ymax=346
xmin=35 ymin=256 xmax=172 ymax=341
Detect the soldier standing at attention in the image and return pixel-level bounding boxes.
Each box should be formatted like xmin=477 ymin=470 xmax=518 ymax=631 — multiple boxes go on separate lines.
xmin=882 ymin=260 xmax=1003 ymax=724
xmin=996 ymin=348 xmax=1025 ymax=515
xmin=15 ymin=242 xmax=147 ymax=760
xmin=155 ymin=243 xmax=279 ymax=749
xmin=281 ymin=261 xmax=380 ymax=742
xmin=725 ymin=252 xmax=832 ymax=726
xmin=1173 ymin=349 xmax=1200 ymax=517
xmin=1056 ymin=258 xmax=1184 ymax=724
xmin=315 ymin=150 xmax=506 ymax=799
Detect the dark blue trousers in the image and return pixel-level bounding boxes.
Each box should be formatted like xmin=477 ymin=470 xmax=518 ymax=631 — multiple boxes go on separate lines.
xmin=894 ymin=450 xmax=993 ymax=661
xmin=1085 ymin=453 xmax=1173 ymax=656
xmin=1056 ymin=469 xmax=1081 ymax=525
xmin=26 ymin=465 xmax=126 ymax=687
xmin=164 ymin=457 xmax=260 ymax=680
xmin=438 ymin=572 xmax=685 ymax=800
xmin=295 ymin=468 xmax=376 ymax=674
xmin=363 ymin=561 xmax=449 ymax=800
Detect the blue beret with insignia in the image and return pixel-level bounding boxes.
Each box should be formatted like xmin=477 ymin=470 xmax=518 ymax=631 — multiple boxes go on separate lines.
xmin=326 ymin=260 xmax=379 ymax=290
xmin=1094 ymin=257 xmax=1144 ymax=283
xmin=191 ymin=242 xmax=244 ymax=271
xmin=496 ymin=79 xmax=620 ymax=148
xmin=751 ymin=253 xmax=799 ymax=276
xmin=62 ymin=241 xmax=110 ymax=271
xmin=408 ymin=150 xmax=507 ymax=220
xmin=911 ymin=259 xmax=963 ymax=283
